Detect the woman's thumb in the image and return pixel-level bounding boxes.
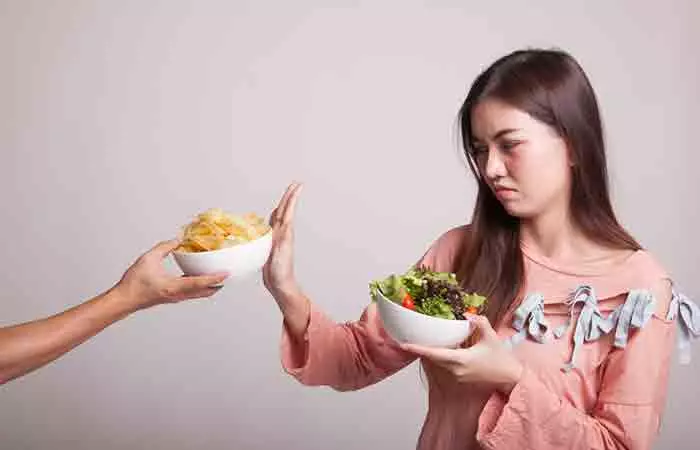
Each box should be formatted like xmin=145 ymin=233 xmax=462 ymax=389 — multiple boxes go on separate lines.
xmin=469 ymin=315 xmax=498 ymax=341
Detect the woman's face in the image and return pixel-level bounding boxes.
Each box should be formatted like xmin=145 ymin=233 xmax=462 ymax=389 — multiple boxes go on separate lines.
xmin=470 ymin=99 xmax=572 ymax=219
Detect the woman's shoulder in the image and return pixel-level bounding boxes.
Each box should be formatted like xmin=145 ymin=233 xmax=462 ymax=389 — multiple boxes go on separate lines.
xmin=613 ymin=249 xmax=674 ymax=317
xmin=524 ymin=245 xmax=672 ymax=301
xmin=551 ymin=248 xmax=675 ymax=319
xmin=434 ymin=224 xmax=472 ymax=248
xmin=610 ymin=249 xmax=672 ymax=297
xmin=625 ymin=249 xmax=669 ymax=279
xmin=416 ymin=224 xmax=472 ymax=273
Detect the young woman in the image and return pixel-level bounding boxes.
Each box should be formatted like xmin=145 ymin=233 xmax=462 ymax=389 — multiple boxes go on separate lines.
xmin=0 ymin=240 xmax=227 ymax=385
xmin=263 ymin=49 xmax=699 ymax=449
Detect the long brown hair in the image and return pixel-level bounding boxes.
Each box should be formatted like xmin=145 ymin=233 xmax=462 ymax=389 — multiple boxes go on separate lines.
xmin=457 ymin=49 xmax=641 ymax=325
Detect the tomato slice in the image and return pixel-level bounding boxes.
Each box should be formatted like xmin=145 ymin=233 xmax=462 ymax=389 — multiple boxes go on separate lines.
xmin=402 ymin=293 xmax=416 ymax=310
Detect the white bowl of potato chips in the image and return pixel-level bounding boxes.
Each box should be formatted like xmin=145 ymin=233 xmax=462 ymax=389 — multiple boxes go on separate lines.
xmin=172 ymin=208 xmax=273 ymax=280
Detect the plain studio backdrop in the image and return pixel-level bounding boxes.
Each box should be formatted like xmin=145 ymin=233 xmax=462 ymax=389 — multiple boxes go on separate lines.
xmin=0 ymin=1 xmax=698 ymax=449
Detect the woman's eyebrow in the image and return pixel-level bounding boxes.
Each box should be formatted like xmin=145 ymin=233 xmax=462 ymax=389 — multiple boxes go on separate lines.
xmin=472 ymin=128 xmax=521 ymax=143
xmin=491 ymin=128 xmax=521 ymax=139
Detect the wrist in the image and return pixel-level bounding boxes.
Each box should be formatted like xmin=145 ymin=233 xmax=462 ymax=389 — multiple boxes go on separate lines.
xmin=107 ymin=282 xmax=146 ymax=317
xmin=271 ymin=283 xmax=311 ymax=335
xmin=270 ymin=282 xmax=303 ymax=303
xmin=498 ymin=360 xmax=524 ymax=396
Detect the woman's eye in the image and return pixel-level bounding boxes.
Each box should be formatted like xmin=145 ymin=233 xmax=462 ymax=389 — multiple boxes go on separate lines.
xmin=471 ymin=144 xmax=488 ymax=156
xmin=500 ymin=140 xmax=520 ymax=152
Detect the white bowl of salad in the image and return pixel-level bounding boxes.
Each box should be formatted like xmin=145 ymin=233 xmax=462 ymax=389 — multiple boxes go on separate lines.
xmin=370 ymin=267 xmax=487 ymax=348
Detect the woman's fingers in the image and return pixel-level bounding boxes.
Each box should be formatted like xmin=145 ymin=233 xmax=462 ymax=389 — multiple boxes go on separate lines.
xmin=273 ymin=182 xmax=299 ymax=226
xmin=177 ymin=285 xmax=224 ymax=301
xmin=147 ymin=239 xmax=181 ymax=260
xmin=166 ymin=272 xmax=229 ymax=300
xmin=468 ymin=315 xmax=499 ymax=342
xmin=275 ymin=182 xmax=300 ymax=225
xmin=399 ymin=343 xmax=462 ymax=365
xmin=269 ymin=182 xmax=302 ymax=248
xmin=269 ymin=208 xmax=278 ymax=227
xmin=281 ymin=183 xmax=303 ymax=225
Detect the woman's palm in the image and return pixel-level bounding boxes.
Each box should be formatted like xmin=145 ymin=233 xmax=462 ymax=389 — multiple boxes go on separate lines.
xmin=263 ymin=182 xmax=303 ymax=294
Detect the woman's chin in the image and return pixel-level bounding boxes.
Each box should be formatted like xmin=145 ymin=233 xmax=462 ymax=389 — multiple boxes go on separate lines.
xmin=500 ymin=202 xmax=535 ymax=219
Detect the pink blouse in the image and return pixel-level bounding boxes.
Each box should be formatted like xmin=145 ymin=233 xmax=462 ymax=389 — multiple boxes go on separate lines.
xmin=279 ymin=225 xmax=698 ymax=449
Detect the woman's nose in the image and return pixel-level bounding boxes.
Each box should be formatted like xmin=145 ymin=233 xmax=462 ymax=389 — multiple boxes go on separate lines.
xmin=484 ymin=147 xmax=507 ymax=181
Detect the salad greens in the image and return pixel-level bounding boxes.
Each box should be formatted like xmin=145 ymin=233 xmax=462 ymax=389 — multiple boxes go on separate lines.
xmin=370 ymin=266 xmax=487 ymax=320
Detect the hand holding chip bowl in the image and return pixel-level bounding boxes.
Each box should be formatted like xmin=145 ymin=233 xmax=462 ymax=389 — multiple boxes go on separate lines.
xmin=172 ymin=208 xmax=273 ymax=282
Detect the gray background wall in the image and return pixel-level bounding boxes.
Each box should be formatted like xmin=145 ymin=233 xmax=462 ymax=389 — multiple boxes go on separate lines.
xmin=1 ymin=1 xmax=698 ymax=448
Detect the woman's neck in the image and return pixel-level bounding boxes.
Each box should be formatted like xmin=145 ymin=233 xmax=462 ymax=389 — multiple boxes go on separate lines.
xmin=519 ymin=207 xmax=588 ymax=261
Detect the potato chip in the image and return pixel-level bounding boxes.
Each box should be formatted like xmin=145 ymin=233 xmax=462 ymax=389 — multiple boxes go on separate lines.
xmin=176 ymin=208 xmax=271 ymax=253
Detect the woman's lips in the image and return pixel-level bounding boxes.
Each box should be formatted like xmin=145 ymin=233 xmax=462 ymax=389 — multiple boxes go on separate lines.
xmin=494 ymin=186 xmax=518 ymax=200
